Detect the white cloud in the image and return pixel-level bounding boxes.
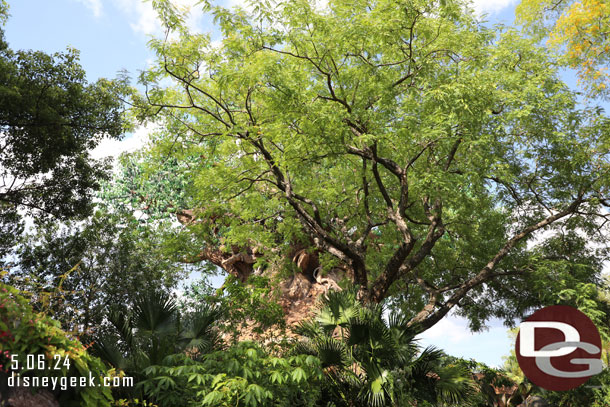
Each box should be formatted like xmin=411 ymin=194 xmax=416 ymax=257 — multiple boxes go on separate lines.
xmin=112 ymin=0 xmax=206 ymax=36
xmin=90 ymin=123 xmax=155 ymax=161
xmin=75 ymin=0 xmax=104 ymax=17
xmin=417 ymin=314 xmax=513 ymax=367
xmin=470 ymin=0 xmax=517 ymax=15
xmin=418 ymin=314 xmax=473 ymax=343
xmin=177 ymin=0 xmax=207 ymax=34
xmin=112 ymin=0 xmax=161 ymax=35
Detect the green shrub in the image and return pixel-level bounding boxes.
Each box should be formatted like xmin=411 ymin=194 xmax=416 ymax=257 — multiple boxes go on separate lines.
xmin=0 ymin=282 xmax=113 ymax=406
xmin=139 ymin=342 xmax=323 ymax=407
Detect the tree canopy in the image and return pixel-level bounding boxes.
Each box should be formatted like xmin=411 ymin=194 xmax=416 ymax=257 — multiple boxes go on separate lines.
xmin=0 ymin=4 xmax=126 ymax=257
xmin=6 ymin=208 xmax=185 ymax=336
xmin=107 ymin=0 xmax=610 ymax=334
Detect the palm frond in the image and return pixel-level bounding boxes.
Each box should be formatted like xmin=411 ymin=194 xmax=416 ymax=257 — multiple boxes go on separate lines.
xmin=92 ymin=336 xmax=129 ymax=371
xmin=294 ymin=318 xmax=324 ymax=339
xmin=434 ymin=364 xmax=476 ymax=406
xmin=107 ymin=308 xmax=133 ymax=348
xmin=359 ymin=369 xmax=394 ymax=407
xmin=179 ymin=303 xmax=223 ymax=353
xmin=133 ymin=290 xmax=179 ymax=336
xmin=315 ymin=336 xmax=350 ymax=369
xmin=317 ymin=289 xmax=359 ymax=331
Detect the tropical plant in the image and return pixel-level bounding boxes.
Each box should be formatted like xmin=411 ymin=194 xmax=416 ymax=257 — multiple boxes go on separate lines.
xmin=471 ymin=365 xmax=524 ymax=407
xmin=93 ymin=290 xmax=223 ymax=400
xmin=139 ymin=343 xmax=323 ymax=407
xmin=294 ymin=289 xmax=474 ymax=406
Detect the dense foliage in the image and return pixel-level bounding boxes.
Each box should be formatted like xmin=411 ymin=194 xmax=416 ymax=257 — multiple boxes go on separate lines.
xmin=2 ymin=0 xmax=610 ymax=406
xmin=294 ymin=289 xmax=474 ymax=406
xmin=0 ymin=1 xmax=126 ymax=259
xmin=5 ymin=209 xmax=185 ymax=337
xmin=183 ymin=274 xmax=286 ymax=340
xmin=132 ymin=290 xmax=478 ymax=407
xmin=0 ymin=282 xmax=114 ymax=406
xmin=104 ymin=0 xmax=610 ymax=336
xmin=139 ymin=344 xmax=323 ymax=407
xmin=92 ymin=290 xmax=224 ymax=400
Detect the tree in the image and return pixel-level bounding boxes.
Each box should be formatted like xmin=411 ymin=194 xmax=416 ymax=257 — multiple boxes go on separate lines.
xmin=6 ymin=208 xmax=185 ymax=336
xmin=111 ymin=0 xmax=610 ymax=334
xmin=516 ymin=0 xmax=610 ymax=98
xmin=0 ymin=0 xmax=125 ymax=257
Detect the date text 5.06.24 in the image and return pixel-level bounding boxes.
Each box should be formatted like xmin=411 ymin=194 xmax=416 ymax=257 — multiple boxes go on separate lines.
xmin=10 ymin=354 xmax=71 ymax=371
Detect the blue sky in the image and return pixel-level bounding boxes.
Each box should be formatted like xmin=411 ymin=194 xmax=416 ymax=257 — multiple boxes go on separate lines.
xmin=3 ymin=0 xmax=520 ymax=82
xmin=2 ymin=0 xmax=546 ymax=368
xmin=5 ymin=0 xmax=152 ymax=81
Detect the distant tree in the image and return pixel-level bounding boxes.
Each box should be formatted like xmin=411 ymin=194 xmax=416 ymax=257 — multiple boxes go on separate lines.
xmin=6 ymin=208 xmax=185 ymax=336
xmin=0 ymin=0 xmax=126 ymax=257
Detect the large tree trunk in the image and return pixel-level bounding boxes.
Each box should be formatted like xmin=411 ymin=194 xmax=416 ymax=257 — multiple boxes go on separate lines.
xmin=196 ymin=249 xmax=344 ymax=338
xmin=177 ymin=209 xmax=349 ymax=336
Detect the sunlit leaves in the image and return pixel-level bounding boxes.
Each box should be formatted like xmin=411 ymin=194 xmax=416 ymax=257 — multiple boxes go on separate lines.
xmin=517 ymin=0 xmax=610 ymax=97
xmin=111 ymin=0 xmax=610 ymax=333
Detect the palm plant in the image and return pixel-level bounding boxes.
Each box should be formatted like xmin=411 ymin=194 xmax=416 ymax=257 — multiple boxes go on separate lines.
xmin=294 ymin=289 xmax=474 ymax=407
xmin=178 ymin=303 xmax=224 ymax=356
xmin=92 ymin=290 xmax=223 ymax=398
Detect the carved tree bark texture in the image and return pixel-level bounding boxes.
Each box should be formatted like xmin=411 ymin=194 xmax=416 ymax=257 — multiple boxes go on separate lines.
xmin=176 ymin=209 xmax=347 ymax=335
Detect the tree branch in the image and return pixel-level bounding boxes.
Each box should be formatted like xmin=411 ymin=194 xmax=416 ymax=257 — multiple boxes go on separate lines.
xmin=407 ymin=195 xmax=585 ymax=333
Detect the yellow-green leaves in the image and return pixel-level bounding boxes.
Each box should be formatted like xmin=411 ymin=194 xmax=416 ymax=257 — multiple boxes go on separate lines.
xmin=117 ymin=0 xmax=610 ymax=334
xmin=517 ymin=0 xmax=610 ymax=97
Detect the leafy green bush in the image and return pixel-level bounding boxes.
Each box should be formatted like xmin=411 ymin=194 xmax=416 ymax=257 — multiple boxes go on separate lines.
xmin=0 ymin=281 xmax=113 ymax=406
xmin=139 ymin=342 xmax=323 ymax=407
